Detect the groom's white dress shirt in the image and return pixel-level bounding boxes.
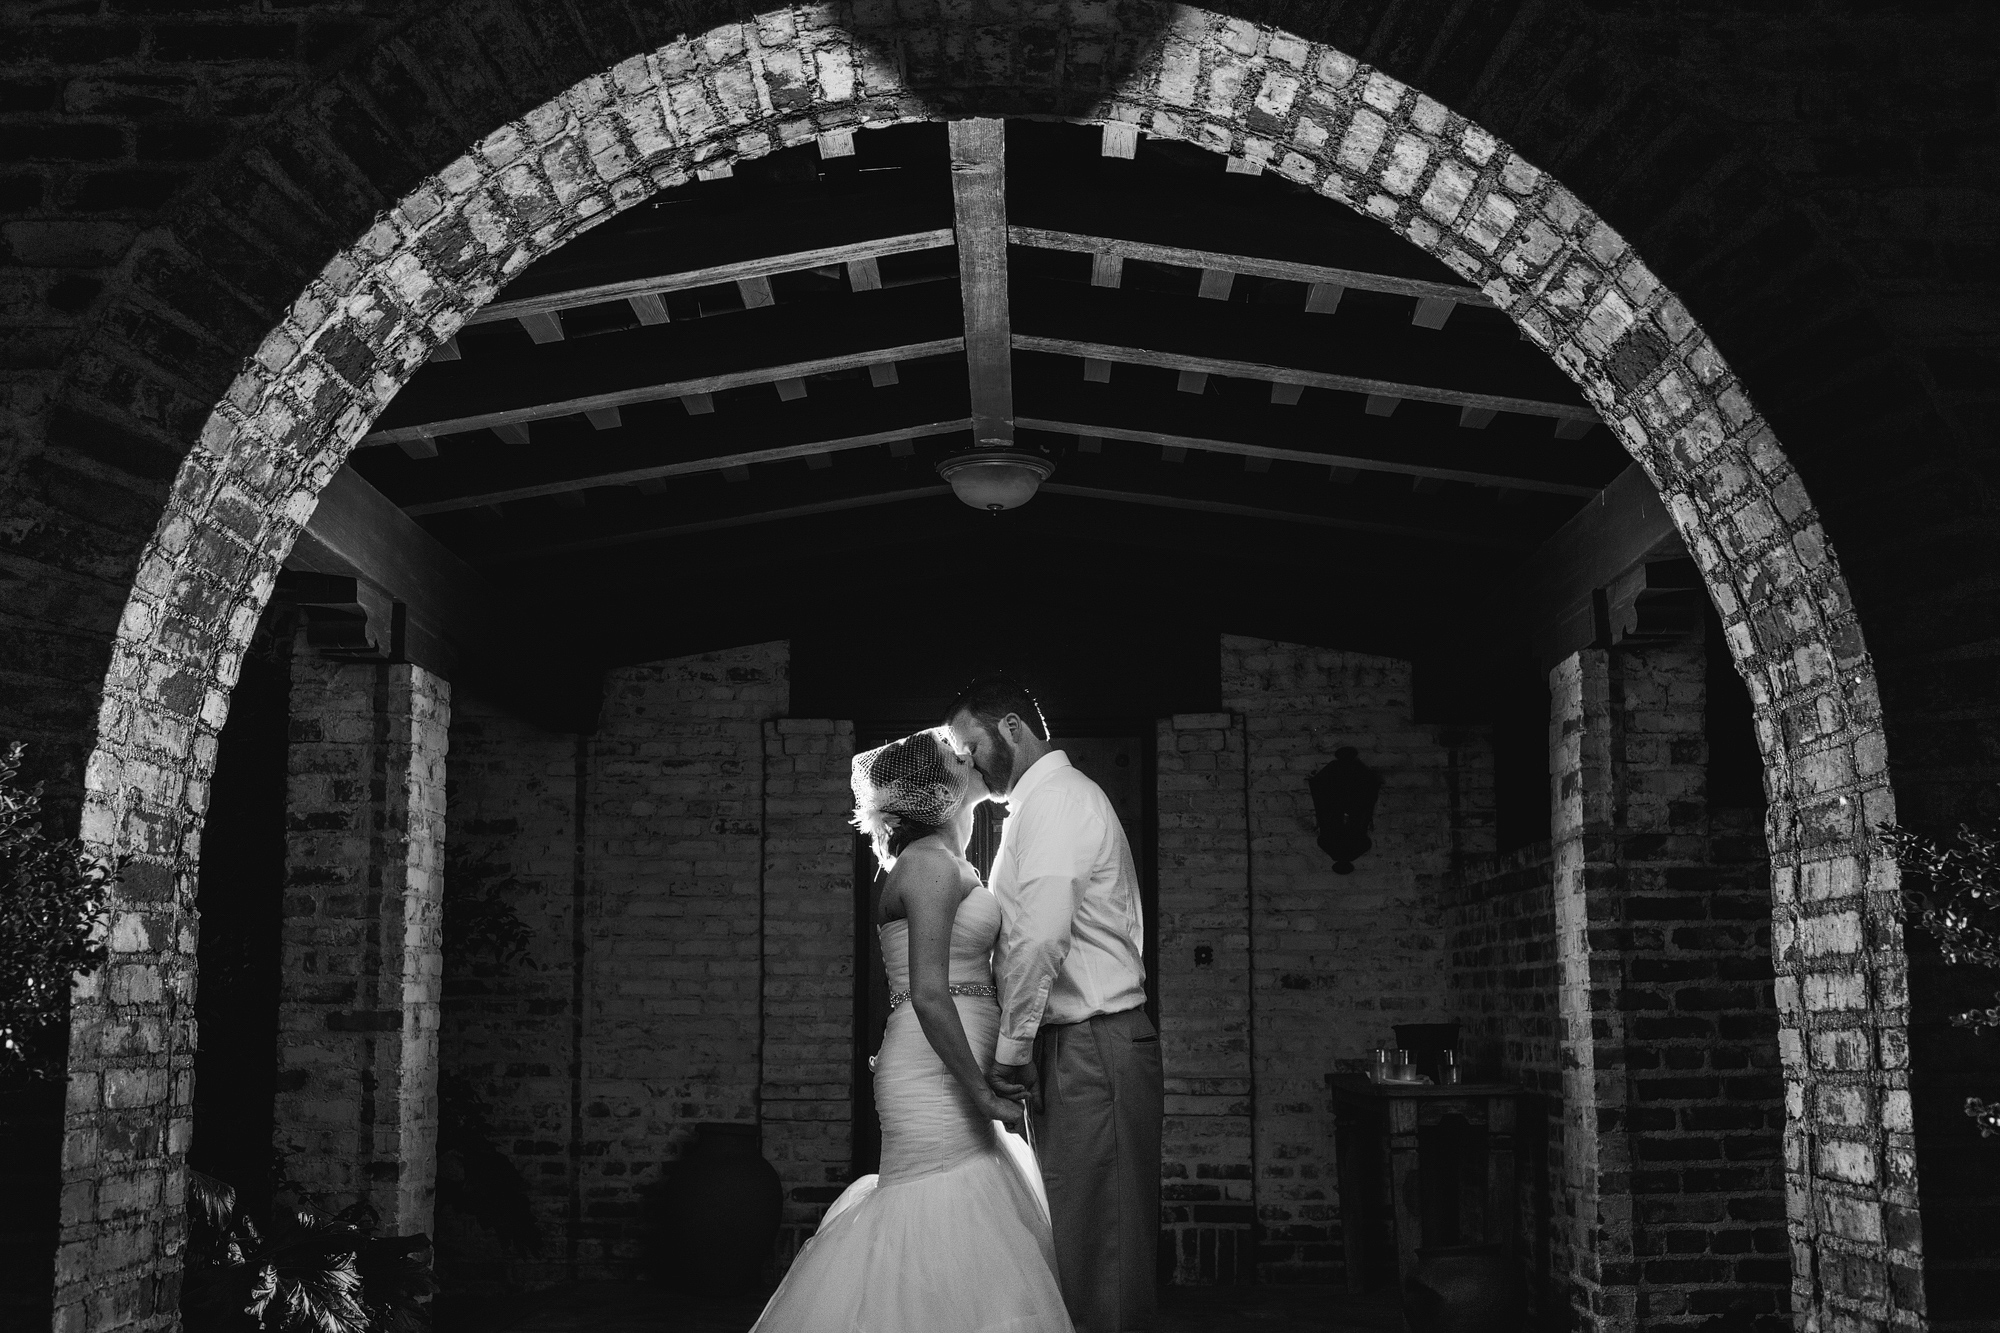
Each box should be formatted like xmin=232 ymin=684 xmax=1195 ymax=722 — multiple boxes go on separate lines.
xmin=989 ymin=750 xmax=1148 ymax=1067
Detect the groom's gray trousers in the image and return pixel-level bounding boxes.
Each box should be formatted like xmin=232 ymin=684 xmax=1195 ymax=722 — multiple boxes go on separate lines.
xmin=1031 ymin=1005 xmax=1164 ymax=1333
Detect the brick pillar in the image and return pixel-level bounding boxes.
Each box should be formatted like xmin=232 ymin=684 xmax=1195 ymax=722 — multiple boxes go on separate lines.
xmin=1552 ymin=639 xmax=1788 ymax=1329
xmin=277 ymin=652 xmax=450 ymax=1235
xmin=760 ymin=718 xmax=857 ymax=1268
xmin=1156 ymin=711 xmax=1253 ymax=1283
xmin=1551 ymin=649 xmax=1630 ymax=1328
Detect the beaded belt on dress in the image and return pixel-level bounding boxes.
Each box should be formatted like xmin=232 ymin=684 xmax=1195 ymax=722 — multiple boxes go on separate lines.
xmin=886 ymin=983 xmax=998 ymax=1014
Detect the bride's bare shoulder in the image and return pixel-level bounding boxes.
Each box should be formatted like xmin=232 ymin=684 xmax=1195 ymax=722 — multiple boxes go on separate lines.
xmin=888 ymin=842 xmax=973 ymax=901
xmin=890 ymin=841 xmax=954 ymax=881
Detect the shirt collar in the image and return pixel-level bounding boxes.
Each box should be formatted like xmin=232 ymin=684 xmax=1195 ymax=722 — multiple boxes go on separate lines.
xmin=1004 ymin=749 xmax=1069 ymax=805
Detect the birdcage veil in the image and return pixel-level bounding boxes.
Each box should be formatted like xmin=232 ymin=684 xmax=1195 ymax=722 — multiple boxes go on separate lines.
xmin=850 ymin=727 xmax=971 ymax=871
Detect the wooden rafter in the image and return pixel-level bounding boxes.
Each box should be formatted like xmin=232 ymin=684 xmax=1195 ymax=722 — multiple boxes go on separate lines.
xmin=1014 ymin=418 xmax=1597 ymax=496
xmin=287 ymin=467 xmax=597 ymax=727
xmin=289 ymin=467 xmax=489 ymax=673
xmin=950 ymin=119 xmax=1015 ymax=448
xmin=1012 ymin=335 xmax=1598 ymax=425
xmin=480 ymin=486 xmax=959 ymax=562
xmin=473 ymin=474 xmax=1525 ymax=559
xmin=1034 ymin=484 xmax=1528 ymax=546
xmin=358 ymin=338 xmax=963 ymax=446
xmin=1484 ymin=462 xmax=1686 ymax=668
xmin=1009 ymin=226 xmax=1492 ymax=309
xmin=468 ymin=229 xmax=956 ymax=326
xmin=400 ymin=420 xmax=974 ymax=515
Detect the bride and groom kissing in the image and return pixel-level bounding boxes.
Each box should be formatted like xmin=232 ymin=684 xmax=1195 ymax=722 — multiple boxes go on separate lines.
xmin=751 ymin=674 xmax=1163 ymax=1333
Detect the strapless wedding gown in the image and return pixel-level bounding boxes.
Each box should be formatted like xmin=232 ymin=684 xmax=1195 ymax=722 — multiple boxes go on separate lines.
xmin=750 ymin=885 xmax=1073 ymax=1333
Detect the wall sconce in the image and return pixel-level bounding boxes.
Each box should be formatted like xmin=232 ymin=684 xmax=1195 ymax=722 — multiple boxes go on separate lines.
xmin=1308 ymin=747 xmax=1382 ymax=874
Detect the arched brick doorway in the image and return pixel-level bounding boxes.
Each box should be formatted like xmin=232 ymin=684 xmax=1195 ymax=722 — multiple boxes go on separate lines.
xmin=48 ymin=8 xmax=1915 ymax=1331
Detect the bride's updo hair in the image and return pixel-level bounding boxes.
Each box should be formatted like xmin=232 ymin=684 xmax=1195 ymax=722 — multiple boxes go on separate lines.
xmin=850 ymin=728 xmax=971 ymax=872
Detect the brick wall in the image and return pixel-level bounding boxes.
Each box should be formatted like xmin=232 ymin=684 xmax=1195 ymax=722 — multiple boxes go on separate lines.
xmin=1439 ymin=844 xmax=1561 ymax=1320
xmin=1155 ymin=710 xmax=1254 ymax=1285
xmin=439 ymin=642 xmax=799 ymax=1282
xmin=277 ymin=650 xmax=449 ymax=1235
xmin=440 ymin=646 xmax=857 ymax=1289
xmin=1223 ymin=635 xmax=1494 ymax=1283
xmin=437 ymin=696 xmax=579 ymax=1294
xmin=1153 ymin=640 xmax=1502 ymax=1287
xmin=759 ymin=717 xmax=856 ymax=1262
xmin=577 ymin=641 xmax=788 ymax=1276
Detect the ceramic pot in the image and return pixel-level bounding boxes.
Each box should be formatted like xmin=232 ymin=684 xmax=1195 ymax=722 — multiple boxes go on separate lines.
xmin=1401 ymin=1243 xmax=1519 ymax=1333
xmin=646 ymin=1123 xmax=784 ymax=1295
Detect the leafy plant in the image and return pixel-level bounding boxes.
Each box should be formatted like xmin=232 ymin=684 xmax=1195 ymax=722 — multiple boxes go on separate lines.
xmin=182 ymin=1170 xmax=438 ymax=1333
xmin=1880 ymin=820 xmax=2000 ymax=1137
xmin=0 ymin=743 xmax=115 ymax=1076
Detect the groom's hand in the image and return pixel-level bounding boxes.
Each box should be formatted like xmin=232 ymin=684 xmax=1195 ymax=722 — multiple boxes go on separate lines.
xmin=987 ymin=1061 xmax=1040 ymax=1112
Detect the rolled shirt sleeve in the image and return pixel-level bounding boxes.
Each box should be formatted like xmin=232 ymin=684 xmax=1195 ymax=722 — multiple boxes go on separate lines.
xmin=993 ymin=799 xmax=1102 ymax=1066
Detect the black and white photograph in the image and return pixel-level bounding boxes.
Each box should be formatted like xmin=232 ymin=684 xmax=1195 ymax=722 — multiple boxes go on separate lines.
xmin=1 ymin=3 xmax=1995 ymax=1332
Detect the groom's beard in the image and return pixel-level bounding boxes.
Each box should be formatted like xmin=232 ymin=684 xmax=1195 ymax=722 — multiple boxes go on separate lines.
xmin=980 ymin=732 xmax=1017 ymax=796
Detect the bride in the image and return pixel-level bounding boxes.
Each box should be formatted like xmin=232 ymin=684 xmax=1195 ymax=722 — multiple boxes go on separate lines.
xmin=750 ymin=728 xmax=1074 ymax=1333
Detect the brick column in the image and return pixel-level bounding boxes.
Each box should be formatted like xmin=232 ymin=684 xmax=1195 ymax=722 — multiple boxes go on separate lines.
xmin=277 ymin=652 xmax=449 ymax=1235
xmin=1551 ymin=649 xmax=1631 ymax=1327
xmin=1552 ymin=640 xmax=1788 ymax=1329
xmin=1155 ymin=712 xmax=1253 ymax=1283
xmin=760 ymin=718 xmax=856 ymax=1268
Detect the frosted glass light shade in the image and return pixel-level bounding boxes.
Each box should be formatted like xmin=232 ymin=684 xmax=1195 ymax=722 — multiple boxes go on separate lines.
xmin=936 ymin=449 xmax=1055 ymax=511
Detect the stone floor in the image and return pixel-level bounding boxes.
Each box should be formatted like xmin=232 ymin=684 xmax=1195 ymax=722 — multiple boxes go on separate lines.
xmin=499 ymin=1281 xmax=1405 ymax=1333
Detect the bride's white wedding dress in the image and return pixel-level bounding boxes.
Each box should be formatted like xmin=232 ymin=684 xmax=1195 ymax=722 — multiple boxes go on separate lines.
xmin=750 ymin=884 xmax=1073 ymax=1333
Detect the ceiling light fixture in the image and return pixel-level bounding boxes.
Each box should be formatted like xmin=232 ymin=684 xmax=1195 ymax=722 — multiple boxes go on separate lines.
xmin=936 ymin=445 xmax=1055 ymax=512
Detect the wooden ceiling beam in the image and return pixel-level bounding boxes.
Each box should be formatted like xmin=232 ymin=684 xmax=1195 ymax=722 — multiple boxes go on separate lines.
xmin=1013 ymin=418 xmax=1597 ymax=496
xmin=401 ymin=420 xmax=974 ymax=515
xmin=472 ymin=471 xmax=1528 ymax=561
xmin=1035 ymin=484 xmax=1527 ymax=547
xmin=1009 ymin=226 xmax=1493 ymax=309
xmin=287 ymin=466 xmax=492 ymax=678
xmin=480 ymin=486 xmax=960 ymax=563
xmin=285 ymin=467 xmax=599 ymax=728
xmin=950 ymin=118 xmax=1015 ymax=448
xmin=401 ymin=403 xmax=1599 ymax=515
xmin=1012 ymin=335 xmax=1597 ymax=425
xmin=468 ymin=229 xmax=955 ymax=327
xmin=358 ymin=338 xmax=964 ymax=446
xmin=1100 ymin=123 xmax=1139 ymax=158
xmin=1482 ymin=462 xmax=1687 ymax=670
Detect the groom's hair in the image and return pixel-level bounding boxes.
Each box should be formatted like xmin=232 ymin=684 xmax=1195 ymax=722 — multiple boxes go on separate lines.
xmin=943 ymin=673 xmax=1050 ymax=741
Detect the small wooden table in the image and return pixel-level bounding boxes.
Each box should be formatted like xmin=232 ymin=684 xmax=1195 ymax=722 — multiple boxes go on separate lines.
xmin=1325 ymin=1073 xmax=1523 ymax=1294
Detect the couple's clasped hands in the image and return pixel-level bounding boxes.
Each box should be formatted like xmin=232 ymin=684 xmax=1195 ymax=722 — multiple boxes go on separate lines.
xmin=982 ymin=1061 xmax=1040 ymax=1136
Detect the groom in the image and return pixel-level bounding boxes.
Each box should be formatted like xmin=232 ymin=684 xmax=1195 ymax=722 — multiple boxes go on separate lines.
xmin=944 ymin=674 xmax=1162 ymax=1333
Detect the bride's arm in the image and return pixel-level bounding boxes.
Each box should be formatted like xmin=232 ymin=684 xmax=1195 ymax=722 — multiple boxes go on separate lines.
xmin=895 ymin=851 xmax=1025 ymax=1131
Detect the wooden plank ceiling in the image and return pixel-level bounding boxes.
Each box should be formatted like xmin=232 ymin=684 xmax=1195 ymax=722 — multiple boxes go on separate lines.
xmin=345 ymin=120 xmax=1632 ymax=666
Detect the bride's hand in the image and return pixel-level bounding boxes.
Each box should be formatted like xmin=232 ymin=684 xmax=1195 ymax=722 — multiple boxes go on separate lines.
xmin=987 ymin=1094 xmax=1027 ymax=1136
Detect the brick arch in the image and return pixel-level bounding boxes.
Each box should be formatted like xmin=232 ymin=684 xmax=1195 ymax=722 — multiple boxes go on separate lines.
xmin=52 ymin=7 xmax=1913 ymax=1331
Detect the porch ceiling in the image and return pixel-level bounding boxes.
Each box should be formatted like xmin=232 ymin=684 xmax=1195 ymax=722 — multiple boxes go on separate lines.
xmin=335 ymin=119 xmax=1634 ymax=665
